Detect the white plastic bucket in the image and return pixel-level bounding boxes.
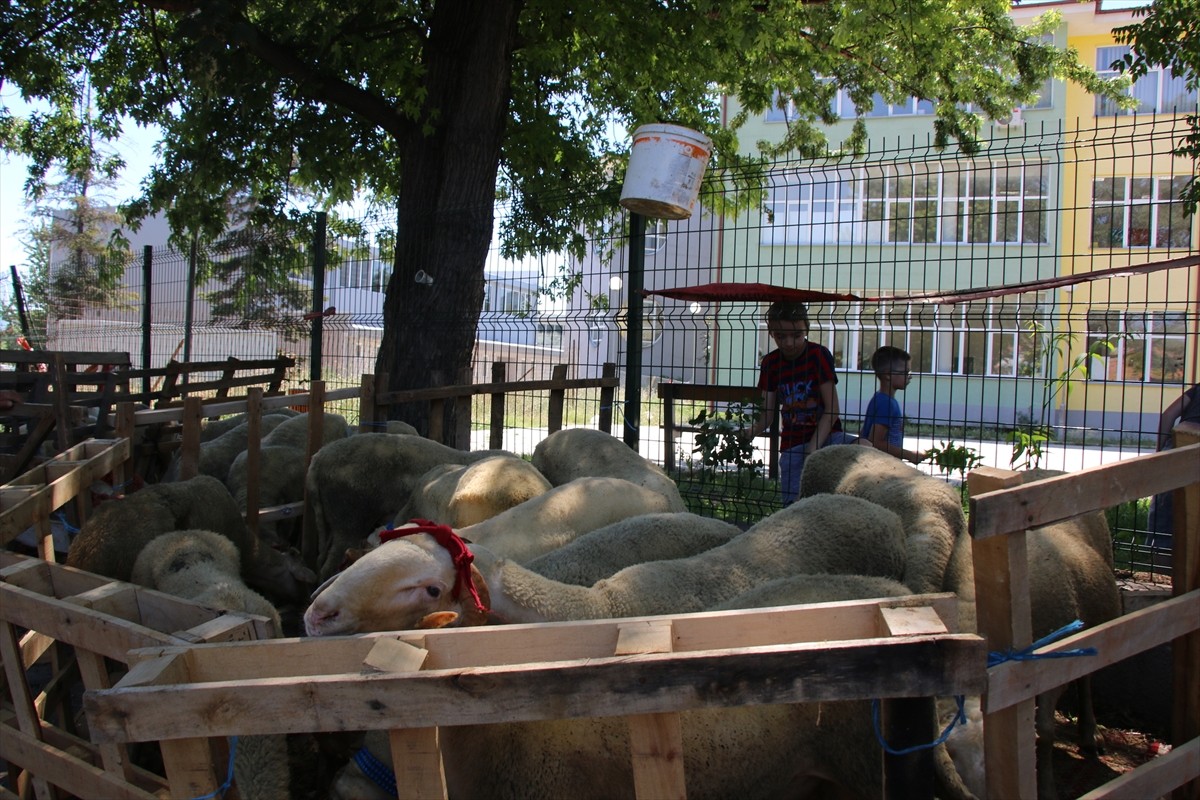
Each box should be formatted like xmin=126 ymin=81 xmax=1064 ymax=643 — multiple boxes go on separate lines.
xmin=619 ymin=124 xmax=712 ymax=220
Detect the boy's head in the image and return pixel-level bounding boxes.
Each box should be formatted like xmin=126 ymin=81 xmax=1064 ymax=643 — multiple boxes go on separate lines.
xmin=765 ymin=302 xmax=810 ymax=358
xmin=871 ymin=346 xmax=912 ymax=385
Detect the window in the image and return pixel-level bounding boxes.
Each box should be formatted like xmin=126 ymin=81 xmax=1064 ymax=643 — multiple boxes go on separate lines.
xmin=1096 ymin=46 xmax=1198 ymax=116
xmin=644 ymin=219 xmax=668 ymax=254
xmin=806 ymin=298 xmax=1048 ymax=377
xmin=762 ymin=161 xmax=1050 ymax=246
xmin=339 ymin=257 xmax=391 ymax=293
xmin=1091 ymin=176 xmax=1193 ymax=249
xmin=1088 ymin=310 xmax=1187 ymax=383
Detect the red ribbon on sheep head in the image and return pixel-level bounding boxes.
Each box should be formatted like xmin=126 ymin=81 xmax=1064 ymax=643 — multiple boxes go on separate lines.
xmin=378 ymin=520 xmax=490 ymax=626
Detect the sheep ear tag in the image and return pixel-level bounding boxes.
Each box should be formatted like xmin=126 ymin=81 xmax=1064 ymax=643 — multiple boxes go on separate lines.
xmin=416 ymin=611 xmax=460 ymax=629
xmin=460 ymin=564 xmax=491 ymax=627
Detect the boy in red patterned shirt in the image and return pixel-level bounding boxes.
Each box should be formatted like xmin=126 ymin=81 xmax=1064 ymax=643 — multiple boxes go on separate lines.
xmin=742 ymin=301 xmax=853 ymax=503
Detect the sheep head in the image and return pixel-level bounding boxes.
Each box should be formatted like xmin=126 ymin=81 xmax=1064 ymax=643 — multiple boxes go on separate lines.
xmin=304 ymin=532 xmax=490 ymax=636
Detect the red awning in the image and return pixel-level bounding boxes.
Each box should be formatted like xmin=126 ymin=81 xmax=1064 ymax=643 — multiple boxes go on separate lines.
xmin=641 ymin=253 xmax=1198 ymax=306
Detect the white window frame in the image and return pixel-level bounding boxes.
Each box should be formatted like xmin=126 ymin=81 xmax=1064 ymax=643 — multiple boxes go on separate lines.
xmin=1090 ymin=176 xmax=1194 ymax=249
xmin=1095 ymin=45 xmax=1199 ymax=116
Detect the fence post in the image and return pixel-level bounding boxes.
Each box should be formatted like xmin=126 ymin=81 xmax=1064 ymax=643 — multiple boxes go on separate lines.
xmin=599 ymin=362 xmax=616 ymax=435
xmin=1171 ymin=422 xmax=1200 ymax=800
xmin=358 ymin=373 xmax=377 ymax=433
xmin=310 ymin=211 xmax=327 ymax=383
xmin=141 ymin=245 xmax=153 ymax=396
xmin=968 ymin=467 xmax=1035 ymax=800
xmin=548 ymin=364 xmax=567 ymax=434
xmin=623 ymin=213 xmax=645 ymax=452
xmin=244 ymin=388 xmax=263 ymax=538
xmin=454 ymin=366 xmax=471 ymax=450
xmin=489 ymin=362 xmax=506 ymax=451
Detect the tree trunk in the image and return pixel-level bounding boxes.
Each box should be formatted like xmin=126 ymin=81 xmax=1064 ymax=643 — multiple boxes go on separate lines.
xmin=375 ymin=0 xmax=523 ymax=436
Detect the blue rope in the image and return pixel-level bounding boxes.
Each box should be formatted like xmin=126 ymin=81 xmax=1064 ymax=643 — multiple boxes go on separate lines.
xmin=53 ymin=512 xmax=80 ymax=535
xmin=987 ymin=619 xmax=1097 ymax=668
xmin=354 ymin=745 xmax=399 ymax=797
xmin=871 ymin=695 xmax=967 ymax=756
xmin=188 ymin=736 xmax=238 ymax=800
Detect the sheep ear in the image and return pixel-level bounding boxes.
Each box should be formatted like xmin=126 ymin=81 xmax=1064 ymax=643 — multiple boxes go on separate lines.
xmin=416 ymin=611 xmax=459 ymax=629
xmin=458 ymin=564 xmax=491 ymax=627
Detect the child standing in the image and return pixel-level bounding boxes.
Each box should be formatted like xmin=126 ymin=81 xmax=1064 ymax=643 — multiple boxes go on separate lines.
xmin=742 ymin=301 xmax=853 ymax=504
xmin=859 ymin=345 xmax=927 ymax=464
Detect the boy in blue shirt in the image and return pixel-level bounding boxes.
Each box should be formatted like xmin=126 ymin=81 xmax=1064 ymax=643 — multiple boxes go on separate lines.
xmin=859 ymin=345 xmax=927 ymax=465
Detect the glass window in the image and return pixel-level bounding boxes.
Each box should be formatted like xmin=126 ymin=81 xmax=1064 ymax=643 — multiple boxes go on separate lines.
xmin=1096 ymin=45 xmax=1199 ymax=116
xmin=1091 ymin=176 xmax=1194 ymax=250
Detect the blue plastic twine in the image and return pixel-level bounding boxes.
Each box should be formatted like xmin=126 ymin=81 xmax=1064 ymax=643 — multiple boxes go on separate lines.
xmin=987 ymin=619 xmax=1097 ymax=668
xmin=871 ymin=695 xmax=967 ymax=756
xmin=188 ymin=735 xmax=238 ymax=800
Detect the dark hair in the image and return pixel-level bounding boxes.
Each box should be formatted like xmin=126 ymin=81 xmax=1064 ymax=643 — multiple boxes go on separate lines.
xmin=766 ymin=301 xmax=809 ymax=326
xmin=871 ymin=345 xmax=911 ymax=375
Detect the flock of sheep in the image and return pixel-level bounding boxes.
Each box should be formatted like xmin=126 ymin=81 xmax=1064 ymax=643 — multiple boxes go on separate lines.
xmin=53 ymin=411 xmax=1121 ymax=800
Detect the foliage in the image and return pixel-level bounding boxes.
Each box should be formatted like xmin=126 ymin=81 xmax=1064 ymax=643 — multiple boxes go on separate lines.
xmin=1007 ymin=323 xmax=1120 ymax=470
xmin=925 ymin=439 xmax=984 ymax=502
xmin=1113 ymin=0 xmax=1200 ymax=213
xmin=689 ymin=401 xmax=764 ymax=478
xmin=0 ymin=0 xmax=1130 ymax=423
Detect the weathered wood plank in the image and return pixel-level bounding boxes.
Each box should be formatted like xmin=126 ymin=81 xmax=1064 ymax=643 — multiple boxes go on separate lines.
xmin=1076 ymin=737 xmax=1198 ymax=800
xmin=85 ymin=635 xmax=985 ymax=743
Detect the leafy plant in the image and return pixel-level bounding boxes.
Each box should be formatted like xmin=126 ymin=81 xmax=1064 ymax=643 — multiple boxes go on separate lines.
xmin=925 ymin=440 xmax=984 ymax=502
xmin=1007 ymin=323 xmax=1121 ymax=470
xmin=689 ymin=401 xmax=764 ymax=478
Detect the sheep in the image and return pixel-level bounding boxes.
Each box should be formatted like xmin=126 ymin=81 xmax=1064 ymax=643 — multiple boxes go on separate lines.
xmin=162 ymin=411 xmax=293 ymax=483
xmin=525 ymin=512 xmax=742 ymax=585
xmin=302 ymin=433 xmax=516 ymax=580
xmin=198 ymin=408 xmax=300 ymax=442
xmin=304 ymin=492 xmax=907 ymax=633
xmin=531 ymin=427 xmax=687 ymax=512
xmin=131 ymin=530 xmax=288 ymax=800
xmin=396 ymin=455 xmax=552 ymax=529
xmin=446 ymin=476 xmax=693 ymax=566
xmin=799 ymin=444 xmax=964 ymax=595
xmin=226 ymin=445 xmax=309 ymax=550
xmin=803 ymin=448 xmax=1120 ymax=800
xmin=65 ymin=475 xmax=313 ymax=605
xmin=259 ymin=410 xmax=350 ymax=451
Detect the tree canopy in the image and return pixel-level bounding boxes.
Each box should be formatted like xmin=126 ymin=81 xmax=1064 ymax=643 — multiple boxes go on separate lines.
xmin=0 ymin=0 xmax=1123 ymax=430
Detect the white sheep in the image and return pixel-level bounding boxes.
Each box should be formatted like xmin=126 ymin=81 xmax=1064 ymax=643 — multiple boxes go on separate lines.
xmin=226 ymin=445 xmax=309 ymax=550
xmin=302 ymin=433 xmax=515 ymax=581
xmin=525 ymin=511 xmax=742 ymax=585
xmin=305 ymin=492 xmax=907 ymax=633
xmin=131 ymin=530 xmax=289 ymax=800
xmin=396 ymin=455 xmax=552 ymax=529
xmin=448 ymin=476 xmax=693 ymax=566
xmin=803 ymin=448 xmax=1120 ymax=800
xmin=259 ymin=410 xmax=350 ymax=450
xmin=162 ymin=411 xmax=293 ymax=483
xmin=531 ymin=427 xmax=687 ymax=512
xmin=800 ymin=444 xmax=964 ymax=595
xmin=66 ymin=475 xmax=312 ymax=605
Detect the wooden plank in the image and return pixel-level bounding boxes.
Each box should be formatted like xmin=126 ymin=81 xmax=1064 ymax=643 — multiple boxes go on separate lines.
xmin=125 ymin=594 xmax=962 ymax=682
xmin=0 ymin=718 xmax=160 ymax=800
xmin=878 ymin=606 xmax=949 ymax=638
xmin=598 ymin=362 xmax=616 ymax=435
xmin=970 ymin=444 xmax=1200 ymax=540
xmin=364 ymin=638 xmax=429 ymax=674
xmin=244 ymin=388 xmax=263 ymax=538
xmin=1078 ymin=737 xmax=1199 ymax=800
xmin=376 ymin=375 xmax=620 ymax=405
xmin=0 ymin=619 xmax=54 ymax=800
xmin=987 ymin=590 xmax=1200 ymax=712
xmin=615 ymin=621 xmax=686 ymax=800
xmin=968 ymin=467 xmax=1037 ymax=800
xmin=489 ymin=361 xmax=506 ymax=450
xmin=160 ymin=737 xmax=224 ymax=800
xmin=389 ymin=728 xmax=447 ymax=800
xmin=1171 ymin=423 xmax=1200 ymax=800
xmin=86 ymin=635 xmax=985 ymax=743
xmin=547 ymin=364 xmax=567 ymax=434
xmin=0 ymin=583 xmax=181 ymax=659
xmin=176 ymin=397 xmax=203 ymax=480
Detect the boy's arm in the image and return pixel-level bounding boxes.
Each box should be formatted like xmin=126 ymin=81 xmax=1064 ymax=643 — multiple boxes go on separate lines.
xmin=867 ymin=422 xmax=926 ymax=464
xmin=807 ymin=381 xmax=840 ymax=453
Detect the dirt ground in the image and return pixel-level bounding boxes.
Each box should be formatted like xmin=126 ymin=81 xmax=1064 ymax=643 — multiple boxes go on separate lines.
xmin=1051 ymin=710 xmax=1173 ymax=799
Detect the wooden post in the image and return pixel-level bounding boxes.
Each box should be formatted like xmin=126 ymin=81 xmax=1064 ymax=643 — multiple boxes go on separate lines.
xmin=306 ymin=381 xmax=326 ymax=470
xmin=547 ymin=364 xmax=568 ymax=434
xmin=244 ymin=389 xmax=263 ymax=538
xmin=1171 ymin=422 xmax=1199 ymax=800
xmin=616 ymin=620 xmax=686 ymax=800
xmin=969 ymin=467 xmax=1036 ymax=800
xmin=598 ymin=362 xmax=616 ymax=435
xmin=454 ymin=366 xmax=472 ymax=451
xmin=0 ymin=618 xmax=54 ymax=800
xmin=489 ymin=362 xmax=506 ymax=451
xmin=358 ymin=373 xmax=377 ymax=433
xmin=177 ymin=397 xmax=204 ymax=481
xmin=660 ymin=384 xmax=677 ymax=473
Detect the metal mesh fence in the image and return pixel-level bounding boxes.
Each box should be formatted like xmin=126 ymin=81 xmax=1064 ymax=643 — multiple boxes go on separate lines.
xmin=38 ymin=116 xmax=1197 ymax=578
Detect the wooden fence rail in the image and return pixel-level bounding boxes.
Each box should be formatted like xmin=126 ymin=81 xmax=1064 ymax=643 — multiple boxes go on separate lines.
xmin=968 ymin=423 xmax=1200 ymax=800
